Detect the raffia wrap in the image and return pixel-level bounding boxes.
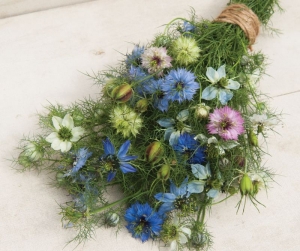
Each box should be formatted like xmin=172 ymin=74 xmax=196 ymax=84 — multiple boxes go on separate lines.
xmin=215 ymin=4 xmax=260 ymax=47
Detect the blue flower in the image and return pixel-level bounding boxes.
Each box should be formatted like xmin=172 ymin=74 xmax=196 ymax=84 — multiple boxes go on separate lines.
xmin=201 ymin=65 xmax=240 ymax=105
xmin=70 ymin=148 xmax=92 ymax=174
xmin=126 ymin=45 xmax=145 ymax=67
xmin=129 ymin=65 xmax=153 ymax=95
xmin=154 ymin=177 xmax=202 ymax=215
xmin=183 ymin=21 xmax=195 ymax=32
xmin=172 ymin=133 xmax=206 ymax=164
xmin=124 ymin=202 xmax=163 ymax=242
xmin=162 ymin=68 xmax=200 ymax=103
xmin=143 ymin=78 xmax=169 ymax=111
xmin=157 ymin=109 xmax=191 ymax=145
xmin=100 ymin=138 xmax=137 ymax=182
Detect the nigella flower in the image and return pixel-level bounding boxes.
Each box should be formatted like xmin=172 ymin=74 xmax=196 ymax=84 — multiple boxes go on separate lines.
xmin=70 ymin=148 xmax=92 ymax=175
xmin=46 ymin=114 xmax=85 ymax=153
xmin=100 ymin=138 xmax=137 ymax=182
xmin=110 ymin=105 xmax=143 ymax=137
xmin=124 ymin=202 xmax=164 ymax=242
xmin=126 ymin=45 xmax=145 ymax=67
xmin=163 ymin=68 xmax=200 ymax=103
xmin=157 ymin=109 xmax=191 ymax=145
xmin=201 ymin=65 xmax=240 ymax=105
xmin=129 ymin=65 xmax=153 ymax=95
xmin=143 ymin=78 xmax=169 ymax=112
xmin=207 ymin=106 xmax=245 ymax=141
xmin=183 ymin=21 xmax=195 ymax=32
xmin=172 ymin=133 xmax=206 ymax=164
xmin=141 ymin=47 xmax=172 ymax=75
xmin=171 ymin=37 xmax=200 ymax=66
xmin=155 ymin=178 xmax=202 ymax=215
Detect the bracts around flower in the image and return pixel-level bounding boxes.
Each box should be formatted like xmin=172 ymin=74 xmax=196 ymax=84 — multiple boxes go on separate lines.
xmin=15 ymin=2 xmax=282 ymax=251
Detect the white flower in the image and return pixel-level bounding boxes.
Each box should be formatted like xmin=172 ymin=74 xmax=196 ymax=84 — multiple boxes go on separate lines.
xmin=169 ymin=216 xmax=191 ymax=251
xmin=249 ymin=114 xmax=279 ymax=132
xmin=24 ymin=143 xmax=43 ymax=161
xmin=46 ymin=114 xmax=85 ymax=153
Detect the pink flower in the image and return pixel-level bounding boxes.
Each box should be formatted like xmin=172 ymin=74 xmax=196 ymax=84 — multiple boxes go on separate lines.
xmin=207 ymin=106 xmax=245 ymax=140
xmin=141 ymin=47 xmax=172 ymax=75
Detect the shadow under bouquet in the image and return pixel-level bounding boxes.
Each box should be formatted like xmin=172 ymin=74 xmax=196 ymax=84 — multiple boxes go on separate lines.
xmin=16 ymin=0 xmax=282 ymax=250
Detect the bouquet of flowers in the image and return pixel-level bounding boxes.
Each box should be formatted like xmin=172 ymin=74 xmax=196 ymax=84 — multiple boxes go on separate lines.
xmin=15 ymin=1 xmax=282 ymax=250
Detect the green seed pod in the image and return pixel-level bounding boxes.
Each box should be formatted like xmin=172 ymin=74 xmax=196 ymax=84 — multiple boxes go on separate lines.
xmin=145 ymin=141 xmax=164 ymax=163
xmin=104 ymin=212 xmax=119 ymax=227
xmin=249 ymin=130 xmax=258 ymax=146
xmin=240 ymin=174 xmax=253 ymax=196
xmin=135 ymin=98 xmax=148 ymax=113
xmin=157 ymin=164 xmax=170 ymax=181
xmin=111 ymin=83 xmax=133 ymax=102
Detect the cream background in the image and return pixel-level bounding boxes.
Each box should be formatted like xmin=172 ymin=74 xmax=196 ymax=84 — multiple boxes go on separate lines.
xmin=0 ymin=0 xmax=299 ymax=250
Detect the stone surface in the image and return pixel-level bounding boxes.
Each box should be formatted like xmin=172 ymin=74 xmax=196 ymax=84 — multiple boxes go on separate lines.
xmin=0 ymin=0 xmax=299 ymax=250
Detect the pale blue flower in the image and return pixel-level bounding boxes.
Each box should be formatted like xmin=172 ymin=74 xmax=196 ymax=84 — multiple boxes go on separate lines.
xmin=157 ymin=109 xmax=191 ymax=145
xmin=201 ymin=65 xmax=240 ymax=105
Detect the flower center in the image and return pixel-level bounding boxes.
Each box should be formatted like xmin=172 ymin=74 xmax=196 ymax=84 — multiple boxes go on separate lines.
xmin=102 ymin=155 xmax=119 ymax=171
xmin=218 ymin=77 xmax=228 ymax=88
xmin=220 ymin=118 xmax=233 ymax=130
xmin=135 ymin=215 xmax=150 ymax=234
xmin=174 ymin=197 xmax=189 ymax=209
xmin=176 ymin=82 xmax=184 ymax=91
xmin=58 ymin=127 xmax=73 ymax=141
xmin=150 ymin=56 xmax=162 ymax=67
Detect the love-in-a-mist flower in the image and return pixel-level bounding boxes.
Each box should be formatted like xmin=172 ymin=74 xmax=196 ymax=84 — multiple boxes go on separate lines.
xmin=207 ymin=106 xmax=245 ymax=141
xmin=249 ymin=113 xmax=279 ymax=133
xmin=143 ymin=78 xmax=169 ymax=112
xmin=70 ymin=148 xmax=92 ymax=175
xmin=157 ymin=109 xmax=191 ymax=145
xmin=172 ymin=133 xmax=206 ymax=164
xmin=162 ymin=216 xmax=191 ymax=251
xmin=110 ymin=105 xmax=143 ymax=137
xmin=124 ymin=202 xmax=163 ymax=242
xmin=23 ymin=142 xmax=43 ymax=161
xmin=163 ymin=69 xmax=200 ymax=103
xmin=141 ymin=47 xmax=172 ymax=75
xmin=201 ymin=65 xmax=240 ymax=105
xmin=100 ymin=138 xmax=137 ymax=182
xmin=46 ymin=114 xmax=85 ymax=153
xmin=128 ymin=65 xmax=153 ymax=95
xmin=171 ymin=36 xmax=200 ymax=66
xmin=126 ymin=44 xmax=145 ymax=67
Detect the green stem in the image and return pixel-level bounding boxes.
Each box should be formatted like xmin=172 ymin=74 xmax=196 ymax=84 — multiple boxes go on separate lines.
xmin=89 ymin=191 xmax=148 ymax=215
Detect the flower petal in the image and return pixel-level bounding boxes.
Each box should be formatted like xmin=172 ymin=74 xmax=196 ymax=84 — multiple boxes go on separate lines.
xmin=60 ymin=141 xmax=72 ymax=153
xmin=118 ymin=140 xmax=130 ymax=158
xmin=164 ymin=127 xmax=175 ymax=141
xmin=62 ymin=114 xmax=74 ymax=129
xmin=46 ymin=132 xmax=59 ymax=143
xmin=170 ymin=240 xmax=178 ymax=251
xmin=107 ymin=171 xmax=117 ymax=182
xmin=157 ymin=118 xmax=175 ymax=128
xmin=177 ymin=109 xmax=189 ymax=121
xmin=217 ymin=65 xmax=226 ymax=79
xmin=169 ymin=131 xmax=180 ymax=146
xmin=51 ymin=138 xmax=62 ymax=151
xmin=103 ymin=138 xmax=115 ymax=155
xmin=119 ymin=162 xmax=136 ymax=173
xmin=154 ymin=193 xmax=176 ymax=203
xmin=191 ymin=163 xmax=211 ymax=179
xmin=206 ymin=67 xmax=219 ymax=83
xmin=187 ymin=180 xmax=205 ymax=194
xmin=207 ymin=188 xmax=219 ymax=198
xmin=227 ymin=79 xmax=240 ymax=90
xmin=52 ymin=116 xmax=62 ymax=130
xmin=201 ymin=86 xmax=218 ymax=100
xmin=218 ymin=89 xmax=233 ymax=105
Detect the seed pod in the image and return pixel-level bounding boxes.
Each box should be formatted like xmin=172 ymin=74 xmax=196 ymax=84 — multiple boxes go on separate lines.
xmin=111 ymin=83 xmax=133 ymax=102
xmin=249 ymin=130 xmax=258 ymax=146
xmin=240 ymin=174 xmax=253 ymax=196
xmin=135 ymin=98 xmax=148 ymax=113
xmin=104 ymin=212 xmax=119 ymax=227
xmin=145 ymin=141 xmax=164 ymax=163
xmin=157 ymin=164 xmax=170 ymax=181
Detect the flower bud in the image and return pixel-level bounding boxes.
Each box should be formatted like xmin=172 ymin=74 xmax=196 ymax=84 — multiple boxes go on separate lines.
xmin=239 ymin=174 xmax=253 ymax=196
xmin=111 ymin=83 xmax=133 ymax=102
xmin=145 ymin=141 xmax=164 ymax=163
xmin=249 ymin=130 xmax=258 ymax=146
xmin=135 ymin=98 xmax=148 ymax=113
xmin=194 ymin=103 xmax=210 ymax=119
xmin=104 ymin=212 xmax=119 ymax=227
xmin=157 ymin=164 xmax=170 ymax=181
